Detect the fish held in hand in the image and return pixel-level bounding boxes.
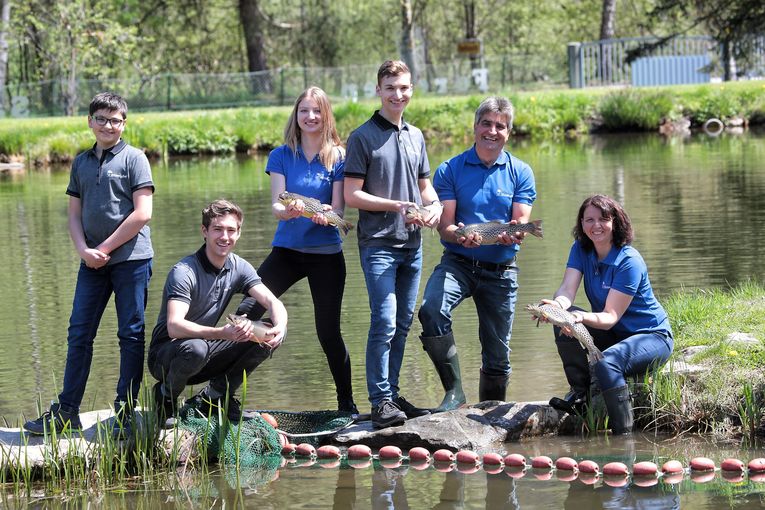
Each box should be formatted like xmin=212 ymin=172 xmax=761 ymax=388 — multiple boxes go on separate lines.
xmin=454 ymin=219 xmax=543 ymax=244
xmin=226 ymin=313 xmax=276 ymax=344
xmin=278 ymin=191 xmax=354 ymax=235
xmin=405 ymin=204 xmax=437 ymax=228
xmin=525 ymin=303 xmax=604 ymax=363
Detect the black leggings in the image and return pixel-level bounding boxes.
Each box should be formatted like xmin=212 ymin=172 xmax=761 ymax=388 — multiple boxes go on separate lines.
xmin=237 ymin=247 xmax=353 ymax=403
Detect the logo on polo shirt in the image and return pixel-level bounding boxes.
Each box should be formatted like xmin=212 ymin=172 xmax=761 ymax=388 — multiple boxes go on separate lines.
xmin=495 ymin=188 xmax=513 ymax=197
xmin=106 ymin=170 xmax=128 ymax=179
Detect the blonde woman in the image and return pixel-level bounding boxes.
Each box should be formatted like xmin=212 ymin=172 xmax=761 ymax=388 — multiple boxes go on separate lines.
xmin=236 ymin=87 xmax=357 ymax=413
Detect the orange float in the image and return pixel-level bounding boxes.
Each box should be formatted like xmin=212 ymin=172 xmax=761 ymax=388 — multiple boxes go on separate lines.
xmin=261 ymin=412 xmax=278 ymax=428
xmin=661 ymin=460 xmax=684 ymax=474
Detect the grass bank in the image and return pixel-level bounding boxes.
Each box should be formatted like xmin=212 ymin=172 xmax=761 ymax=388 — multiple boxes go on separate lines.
xmin=2 ymin=81 xmax=765 ymax=165
xmin=635 ymin=280 xmax=765 ymax=442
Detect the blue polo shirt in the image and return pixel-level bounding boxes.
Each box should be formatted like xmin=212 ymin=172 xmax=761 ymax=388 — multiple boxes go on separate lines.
xmin=434 ymin=146 xmax=536 ymax=263
xmin=567 ymin=241 xmax=672 ymax=337
xmin=267 ymin=144 xmax=344 ymax=249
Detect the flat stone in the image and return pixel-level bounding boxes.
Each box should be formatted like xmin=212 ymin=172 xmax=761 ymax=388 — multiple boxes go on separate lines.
xmin=725 ymin=332 xmax=760 ymax=347
xmin=679 ymin=345 xmax=710 ymax=359
xmin=331 ymin=401 xmax=575 ymax=451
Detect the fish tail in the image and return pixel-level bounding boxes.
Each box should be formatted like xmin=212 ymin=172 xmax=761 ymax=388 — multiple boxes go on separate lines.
xmin=340 ymin=220 xmax=354 ymax=235
xmin=527 ymin=219 xmax=544 ymax=238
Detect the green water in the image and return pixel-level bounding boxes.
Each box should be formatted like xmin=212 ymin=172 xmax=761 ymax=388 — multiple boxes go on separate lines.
xmin=1 ymin=131 xmax=764 ymax=507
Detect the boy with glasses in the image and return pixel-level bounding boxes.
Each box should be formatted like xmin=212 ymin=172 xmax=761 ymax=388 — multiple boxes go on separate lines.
xmin=24 ymin=92 xmax=154 ymax=438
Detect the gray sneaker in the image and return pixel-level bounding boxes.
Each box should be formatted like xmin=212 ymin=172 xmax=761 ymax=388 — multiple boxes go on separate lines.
xmin=371 ymin=399 xmax=406 ymax=429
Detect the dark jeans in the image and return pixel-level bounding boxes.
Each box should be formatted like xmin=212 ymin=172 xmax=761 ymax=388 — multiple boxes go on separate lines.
xmin=237 ymin=247 xmax=353 ymax=403
xmin=237 ymin=247 xmax=353 ymax=400
xmin=554 ymin=306 xmax=674 ymax=392
xmin=148 ymin=338 xmax=272 ymax=399
xmin=58 ymin=259 xmax=152 ymax=411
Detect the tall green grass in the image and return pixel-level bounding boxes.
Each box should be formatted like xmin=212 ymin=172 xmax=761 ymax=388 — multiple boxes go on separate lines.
xmin=3 ymin=81 xmax=765 ymax=164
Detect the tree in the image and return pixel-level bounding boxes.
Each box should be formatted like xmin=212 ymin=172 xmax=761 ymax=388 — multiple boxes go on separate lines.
xmin=0 ymin=0 xmax=10 ymax=115
xmin=646 ymin=0 xmax=765 ymax=80
xmin=599 ymin=0 xmax=617 ymax=83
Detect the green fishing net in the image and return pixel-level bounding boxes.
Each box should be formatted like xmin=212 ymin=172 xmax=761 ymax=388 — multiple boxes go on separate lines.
xmin=174 ymin=400 xmax=355 ymax=465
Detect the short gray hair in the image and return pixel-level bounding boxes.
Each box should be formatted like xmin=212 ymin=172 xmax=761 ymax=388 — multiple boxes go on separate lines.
xmin=474 ymin=96 xmax=514 ymax=129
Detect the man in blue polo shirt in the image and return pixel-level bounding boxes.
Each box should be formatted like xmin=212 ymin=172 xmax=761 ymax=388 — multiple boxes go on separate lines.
xmin=344 ymin=60 xmax=442 ymax=429
xmin=417 ymin=96 xmax=536 ymax=412
xmin=24 ymin=92 xmax=153 ymax=438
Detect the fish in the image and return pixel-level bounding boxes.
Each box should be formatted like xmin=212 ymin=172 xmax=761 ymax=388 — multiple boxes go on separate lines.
xmin=454 ymin=219 xmax=543 ymax=244
xmin=525 ymin=303 xmax=604 ymax=363
xmin=277 ymin=191 xmax=354 ymax=235
xmin=405 ymin=204 xmax=436 ymax=228
xmin=226 ymin=313 xmax=276 ymax=346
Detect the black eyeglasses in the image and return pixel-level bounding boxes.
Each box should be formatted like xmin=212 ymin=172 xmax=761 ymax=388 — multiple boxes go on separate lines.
xmin=93 ymin=115 xmax=125 ymax=128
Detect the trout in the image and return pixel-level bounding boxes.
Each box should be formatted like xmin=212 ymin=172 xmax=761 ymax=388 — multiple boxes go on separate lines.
xmin=278 ymin=191 xmax=354 ymax=235
xmin=454 ymin=219 xmax=543 ymax=244
xmin=405 ymin=204 xmax=436 ymax=228
xmin=525 ymin=303 xmax=604 ymax=363
xmin=226 ymin=314 xmax=275 ymax=346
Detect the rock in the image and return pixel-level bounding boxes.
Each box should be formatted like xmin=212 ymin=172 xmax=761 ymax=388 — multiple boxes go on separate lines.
xmin=679 ymin=345 xmax=710 ymax=359
xmin=725 ymin=332 xmax=760 ymax=347
xmin=331 ymin=401 xmax=575 ymax=451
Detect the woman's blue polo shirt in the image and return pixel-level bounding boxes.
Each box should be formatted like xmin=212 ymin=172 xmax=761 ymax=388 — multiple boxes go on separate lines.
xmin=267 ymin=144 xmax=344 ymax=249
xmin=567 ymin=241 xmax=671 ymax=337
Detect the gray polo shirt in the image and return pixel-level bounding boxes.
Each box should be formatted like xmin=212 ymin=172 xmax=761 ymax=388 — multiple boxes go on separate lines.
xmin=149 ymin=247 xmax=262 ymax=349
xmin=66 ymin=140 xmax=154 ymax=265
xmin=345 ymin=111 xmax=430 ymax=249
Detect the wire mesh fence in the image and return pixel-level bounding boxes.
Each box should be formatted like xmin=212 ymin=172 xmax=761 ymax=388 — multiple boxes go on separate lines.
xmin=1 ymin=54 xmax=568 ymax=118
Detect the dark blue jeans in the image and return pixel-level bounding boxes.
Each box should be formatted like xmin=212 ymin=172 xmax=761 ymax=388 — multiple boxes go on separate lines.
xmin=58 ymin=259 xmax=152 ymax=411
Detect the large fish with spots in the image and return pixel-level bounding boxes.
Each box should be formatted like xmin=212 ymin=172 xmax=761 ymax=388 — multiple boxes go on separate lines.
xmin=526 ymin=303 xmax=604 ymax=363
xmin=278 ymin=191 xmax=354 ymax=235
xmin=454 ymin=220 xmax=543 ymax=244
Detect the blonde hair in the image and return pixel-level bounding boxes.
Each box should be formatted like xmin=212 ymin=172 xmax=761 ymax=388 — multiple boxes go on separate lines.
xmin=283 ymin=86 xmax=344 ymax=170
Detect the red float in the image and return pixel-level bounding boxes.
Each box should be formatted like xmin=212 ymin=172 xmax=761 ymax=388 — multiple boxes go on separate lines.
xmin=482 ymin=452 xmax=504 ymax=466
xmin=578 ymin=460 xmax=600 ymax=474
xmin=531 ymin=456 xmax=554 ymax=469
xmin=555 ymin=457 xmax=578 ymax=471
xmin=632 ymin=461 xmax=658 ymax=476
xmin=721 ymin=458 xmax=745 ymax=472
xmin=504 ymin=453 xmax=526 ymax=467
xmin=295 ymin=443 xmax=316 ymax=457
xmin=433 ymin=449 xmax=456 ymax=462
xmin=408 ymin=447 xmax=431 ymax=462
xmin=261 ymin=412 xmax=279 ymax=428
xmin=661 ymin=460 xmax=684 ymax=474
xmin=347 ymin=444 xmax=372 ymax=459
xmin=316 ymin=445 xmax=342 ymax=459
xmin=689 ymin=457 xmax=715 ymax=472
xmin=456 ymin=450 xmax=480 ymax=465
xmin=378 ymin=445 xmax=403 ymax=460
xmin=281 ymin=442 xmax=297 ymax=456
xmin=602 ymin=462 xmax=629 ymax=476
xmin=749 ymin=458 xmax=765 ymax=473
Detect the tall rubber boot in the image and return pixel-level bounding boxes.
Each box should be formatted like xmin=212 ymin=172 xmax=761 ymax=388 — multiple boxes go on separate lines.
xmin=549 ymin=335 xmax=591 ymax=414
xmin=420 ymin=332 xmax=466 ymax=412
xmin=478 ymin=370 xmax=509 ymax=402
xmin=602 ymin=385 xmax=634 ymax=434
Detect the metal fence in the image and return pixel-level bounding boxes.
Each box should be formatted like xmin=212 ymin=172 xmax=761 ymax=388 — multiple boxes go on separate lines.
xmin=568 ymin=35 xmax=765 ymax=88
xmin=2 ymin=53 xmax=568 ymax=118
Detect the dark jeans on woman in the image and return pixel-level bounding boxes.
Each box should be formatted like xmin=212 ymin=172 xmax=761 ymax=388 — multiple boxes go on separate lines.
xmin=237 ymin=247 xmax=353 ymax=404
xmin=554 ymin=306 xmax=673 ymax=392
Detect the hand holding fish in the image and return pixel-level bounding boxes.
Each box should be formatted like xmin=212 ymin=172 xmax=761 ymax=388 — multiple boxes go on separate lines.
xmin=309 ymin=203 xmax=335 ymax=227
xmin=497 ymin=220 xmax=524 ymax=246
xmin=280 ymin=196 xmax=305 ymax=220
xmin=454 ymin=222 xmax=482 ymax=248
xmin=225 ymin=313 xmax=281 ymax=348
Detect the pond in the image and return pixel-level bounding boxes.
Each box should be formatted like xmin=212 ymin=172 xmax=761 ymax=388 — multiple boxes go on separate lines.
xmin=1 ymin=130 xmax=764 ymax=507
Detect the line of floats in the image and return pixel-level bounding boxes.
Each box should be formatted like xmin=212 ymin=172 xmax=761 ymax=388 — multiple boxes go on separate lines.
xmin=279 ymin=442 xmax=765 ymax=486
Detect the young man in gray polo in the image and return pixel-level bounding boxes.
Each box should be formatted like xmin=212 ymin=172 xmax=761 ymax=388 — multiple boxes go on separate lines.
xmin=148 ymin=199 xmax=287 ymax=428
xmin=344 ymin=60 xmax=442 ymax=429
xmin=25 ymin=92 xmax=154 ymax=438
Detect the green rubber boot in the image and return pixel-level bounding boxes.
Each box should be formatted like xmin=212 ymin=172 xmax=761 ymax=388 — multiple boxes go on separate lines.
xmin=602 ymin=385 xmax=634 ymax=434
xmin=420 ymin=332 xmax=466 ymax=412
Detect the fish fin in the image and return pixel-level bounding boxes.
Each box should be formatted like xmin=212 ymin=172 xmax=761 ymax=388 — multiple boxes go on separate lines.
xmin=340 ymin=220 xmax=354 ymax=236
xmin=527 ymin=219 xmax=544 ymax=238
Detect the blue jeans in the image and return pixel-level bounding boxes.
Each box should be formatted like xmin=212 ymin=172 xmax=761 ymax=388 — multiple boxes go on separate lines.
xmin=359 ymin=245 xmax=422 ymax=406
xmin=592 ymin=330 xmax=674 ymax=390
xmin=58 ymin=259 xmax=152 ymax=411
xmin=418 ymin=251 xmax=518 ymax=376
